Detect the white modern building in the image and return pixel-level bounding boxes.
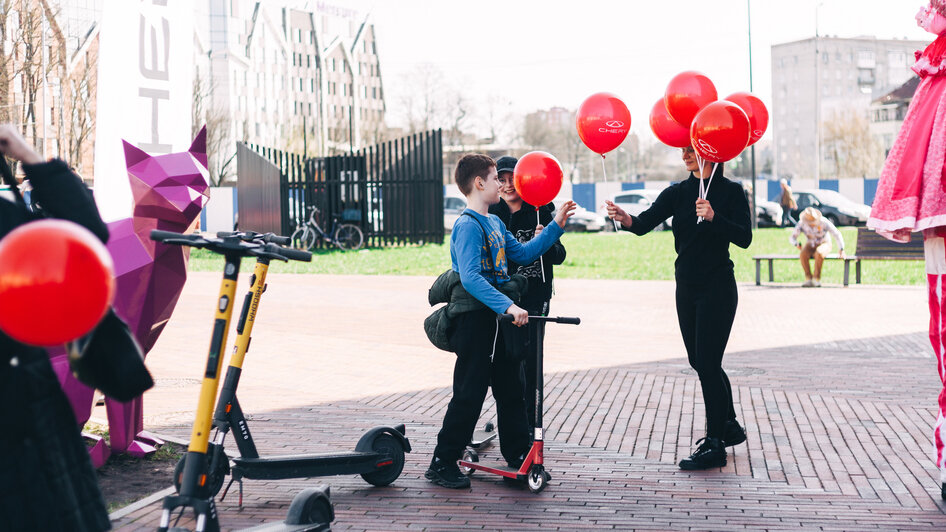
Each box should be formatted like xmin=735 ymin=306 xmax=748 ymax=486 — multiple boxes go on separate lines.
xmin=771 ymin=36 xmax=929 ymax=180
xmin=199 ymin=0 xmax=387 ymax=183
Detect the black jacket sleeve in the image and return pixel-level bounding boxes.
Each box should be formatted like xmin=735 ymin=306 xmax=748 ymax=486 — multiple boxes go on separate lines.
xmin=540 ymin=203 xmax=566 ymax=265
xmin=707 ymin=181 xmax=752 ymax=249
xmin=23 ymin=159 xmax=109 ymax=243
xmin=628 ymin=186 xmax=675 ymax=235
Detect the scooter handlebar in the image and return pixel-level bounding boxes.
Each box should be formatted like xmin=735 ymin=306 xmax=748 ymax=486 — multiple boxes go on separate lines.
xmin=216 ymin=231 xmax=292 ymax=245
xmin=497 ymin=314 xmax=580 ymax=325
xmin=270 ymin=244 xmax=312 ymax=262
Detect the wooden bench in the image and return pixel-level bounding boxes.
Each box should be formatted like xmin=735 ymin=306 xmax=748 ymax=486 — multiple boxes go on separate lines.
xmin=753 ymin=227 xmax=924 ymax=286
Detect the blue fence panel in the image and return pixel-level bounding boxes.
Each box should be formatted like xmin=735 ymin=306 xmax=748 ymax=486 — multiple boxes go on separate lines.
xmin=621 ymin=182 xmax=645 ymax=191
xmin=768 ymin=179 xmax=782 ymax=202
xmin=572 ymin=183 xmax=596 ymax=211
xmin=818 ymin=179 xmax=839 ymax=192
xmin=863 ymin=179 xmax=879 ymax=206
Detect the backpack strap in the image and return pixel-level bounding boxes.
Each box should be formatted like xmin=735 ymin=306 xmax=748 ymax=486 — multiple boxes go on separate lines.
xmin=461 ymin=211 xmax=496 ymax=280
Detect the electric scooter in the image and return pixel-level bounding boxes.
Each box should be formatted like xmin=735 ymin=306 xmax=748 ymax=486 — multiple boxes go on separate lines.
xmin=458 ymin=314 xmax=580 ymax=494
xmin=150 ymin=230 xmax=332 ymax=532
xmin=169 ymin=230 xmax=410 ymax=505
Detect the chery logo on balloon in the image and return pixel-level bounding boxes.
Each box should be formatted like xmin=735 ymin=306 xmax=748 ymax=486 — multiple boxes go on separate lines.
xmin=696 ymin=139 xmax=718 ymax=155
xmin=605 ymin=121 xmax=625 ymax=128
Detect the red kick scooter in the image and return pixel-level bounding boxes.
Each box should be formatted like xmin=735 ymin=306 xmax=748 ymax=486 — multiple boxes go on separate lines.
xmin=457 ymin=314 xmax=580 ymax=493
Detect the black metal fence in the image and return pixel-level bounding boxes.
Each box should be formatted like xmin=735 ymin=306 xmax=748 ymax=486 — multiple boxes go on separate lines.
xmin=237 ymin=129 xmax=444 ymax=248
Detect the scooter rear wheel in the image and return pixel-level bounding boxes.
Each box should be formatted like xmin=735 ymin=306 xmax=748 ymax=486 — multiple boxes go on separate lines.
xmin=460 ymin=449 xmax=478 ymax=476
xmin=359 ymin=433 xmax=405 ymax=486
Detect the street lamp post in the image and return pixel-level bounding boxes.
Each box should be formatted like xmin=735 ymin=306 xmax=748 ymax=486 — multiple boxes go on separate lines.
xmin=814 ymin=1 xmax=823 ymax=183
xmin=748 ymin=0 xmax=758 ymax=229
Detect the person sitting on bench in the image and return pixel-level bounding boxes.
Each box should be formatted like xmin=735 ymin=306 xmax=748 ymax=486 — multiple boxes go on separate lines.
xmin=790 ymin=207 xmax=845 ymax=287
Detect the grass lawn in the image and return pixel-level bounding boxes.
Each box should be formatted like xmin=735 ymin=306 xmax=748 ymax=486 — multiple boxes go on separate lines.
xmin=187 ymin=227 xmax=925 ymax=286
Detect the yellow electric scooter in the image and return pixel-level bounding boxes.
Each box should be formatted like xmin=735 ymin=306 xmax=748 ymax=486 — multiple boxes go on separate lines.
xmin=150 ymin=230 xmax=331 ymax=532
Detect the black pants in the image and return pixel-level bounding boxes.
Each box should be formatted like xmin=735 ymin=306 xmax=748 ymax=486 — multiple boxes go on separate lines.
xmin=675 ymin=274 xmax=739 ymax=440
xmin=434 ymin=309 xmax=531 ymax=464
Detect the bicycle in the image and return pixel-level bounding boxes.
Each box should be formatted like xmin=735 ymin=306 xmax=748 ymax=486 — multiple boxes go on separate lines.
xmin=291 ymin=206 xmax=364 ymax=251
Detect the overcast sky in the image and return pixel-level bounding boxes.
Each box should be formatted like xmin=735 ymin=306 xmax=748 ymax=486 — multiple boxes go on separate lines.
xmin=336 ymin=0 xmax=932 ymax=143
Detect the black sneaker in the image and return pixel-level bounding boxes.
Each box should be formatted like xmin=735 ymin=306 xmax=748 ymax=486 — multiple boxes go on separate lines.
xmin=424 ymin=457 xmax=470 ymax=489
xmin=506 ymin=451 xmax=528 ymax=471
xmin=724 ymin=419 xmax=747 ymax=447
xmin=678 ymin=437 xmax=727 ymax=470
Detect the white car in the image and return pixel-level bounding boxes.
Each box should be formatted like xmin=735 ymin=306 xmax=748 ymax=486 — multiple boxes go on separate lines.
xmin=444 ymin=196 xmax=466 ymax=232
xmin=564 ymin=205 xmax=607 ymax=232
xmin=602 ymin=190 xmax=672 ymax=231
xmin=753 ymin=194 xmax=783 ymax=227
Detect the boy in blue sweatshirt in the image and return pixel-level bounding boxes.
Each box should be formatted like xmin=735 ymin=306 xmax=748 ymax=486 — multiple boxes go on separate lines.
xmin=425 ymin=154 xmax=575 ymax=489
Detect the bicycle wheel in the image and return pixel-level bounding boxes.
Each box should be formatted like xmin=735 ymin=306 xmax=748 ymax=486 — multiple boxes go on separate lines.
xmin=334 ymin=223 xmax=364 ymax=250
xmin=291 ymin=226 xmax=316 ymax=251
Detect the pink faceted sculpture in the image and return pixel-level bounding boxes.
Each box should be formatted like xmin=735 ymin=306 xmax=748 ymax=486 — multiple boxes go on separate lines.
xmin=51 ymin=127 xmax=210 ymax=465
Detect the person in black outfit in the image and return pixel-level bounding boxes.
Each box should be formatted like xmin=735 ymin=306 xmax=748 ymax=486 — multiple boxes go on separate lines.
xmin=0 ymin=125 xmax=112 ymax=531
xmin=606 ymin=145 xmax=751 ymax=470
xmin=488 ymin=155 xmax=566 ymax=431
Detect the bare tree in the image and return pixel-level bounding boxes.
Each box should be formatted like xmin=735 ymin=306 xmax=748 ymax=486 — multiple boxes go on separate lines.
xmin=822 ymin=108 xmax=884 ymax=178
xmin=480 ymin=93 xmax=514 ymax=144
xmin=65 ymin=47 xmax=95 ymax=175
xmin=397 ymin=63 xmax=448 ymax=135
xmin=192 ymin=69 xmax=237 ymax=185
xmin=0 ymin=0 xmax=18 ymax=125
xmin=12 ymin=0 xmax=61 ymax=151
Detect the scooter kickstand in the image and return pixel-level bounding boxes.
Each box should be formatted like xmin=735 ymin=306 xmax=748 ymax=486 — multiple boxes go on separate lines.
xmin=220 ymin=476 xmax=234 ymax=502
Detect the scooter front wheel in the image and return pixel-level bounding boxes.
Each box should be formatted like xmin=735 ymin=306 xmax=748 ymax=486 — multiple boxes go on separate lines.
xmin=172 ymin=443 xmax=230 ymax=496
xmin=527 ymin=464 xmax=550 ymax=494
xmin=359 ymin=433 xmax=406 ymax=486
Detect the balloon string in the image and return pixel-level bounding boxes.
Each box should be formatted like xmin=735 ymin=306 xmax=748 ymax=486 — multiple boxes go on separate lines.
xmin=537 ymin=209 xmax=546 ymax=283
xmin=600 ymin=155 xmax=620 ymax=231
xmin=696 ymin=154 xmax=705 ymax=223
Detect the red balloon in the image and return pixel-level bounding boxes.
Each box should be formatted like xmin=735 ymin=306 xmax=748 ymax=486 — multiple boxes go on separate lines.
xmin=513 ymin=151 xmax=564 ymax=207
xmin=575 ymin=92 xmax=631 ymax=155
xmin=0 ymin=220 xmax=115 ymax=346
xmin=689 ymin=101 xmax=751 ymax=163
xmin=664 ymin=71 xmax=718 ymax=128
xmin=649 ymin=98 xmax=691 ymax=148
xmin=724 ymin=92 xmax=768 ymax=146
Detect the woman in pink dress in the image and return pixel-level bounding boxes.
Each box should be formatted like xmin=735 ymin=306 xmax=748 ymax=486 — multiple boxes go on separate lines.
xmin=867 ymin=0 xmax=946 ymax=500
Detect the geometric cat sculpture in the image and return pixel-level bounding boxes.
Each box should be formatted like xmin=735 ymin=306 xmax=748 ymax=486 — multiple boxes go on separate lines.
xmin=50 ymin=126 xmax=210 ymax=465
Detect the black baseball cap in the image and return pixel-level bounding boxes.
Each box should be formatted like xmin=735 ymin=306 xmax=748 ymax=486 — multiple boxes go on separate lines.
xmin=495 ymin=156 xmax=517 ymax=175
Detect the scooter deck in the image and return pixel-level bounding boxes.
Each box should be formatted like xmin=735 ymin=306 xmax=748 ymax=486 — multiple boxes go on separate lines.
xmin=469 ymin=429 xmax=497 ymax=449
xmin=233 ymin=451 xmax=383 ymax=479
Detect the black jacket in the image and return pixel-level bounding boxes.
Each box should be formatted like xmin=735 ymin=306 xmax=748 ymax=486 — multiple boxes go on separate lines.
xmin=626 ymin=170 xmax=751 ymax=284
xmin=489 ymin=200 xmax=566 ymax=309
xmin=0 ymin=159 xmax=111 ymax=531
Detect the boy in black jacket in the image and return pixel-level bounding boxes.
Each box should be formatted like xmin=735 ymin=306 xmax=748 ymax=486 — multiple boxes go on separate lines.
xmin=488 ymin=155 xmax=566 ymax=431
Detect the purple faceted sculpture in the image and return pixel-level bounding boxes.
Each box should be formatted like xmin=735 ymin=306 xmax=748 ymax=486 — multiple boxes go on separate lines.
xmin=50 ymin=127 xmax=209 ymax=464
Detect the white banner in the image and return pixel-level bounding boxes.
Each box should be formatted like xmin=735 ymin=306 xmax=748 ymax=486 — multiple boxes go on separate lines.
xmin=93 ymin=0 xmax=194 ymax=222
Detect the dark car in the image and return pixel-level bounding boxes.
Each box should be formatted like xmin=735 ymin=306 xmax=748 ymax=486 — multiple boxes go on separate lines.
xmin=791 ymin=189 xmax=871 ymax=226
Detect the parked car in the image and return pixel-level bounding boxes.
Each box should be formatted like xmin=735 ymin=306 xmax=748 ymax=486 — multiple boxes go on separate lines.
xmin=752 ymin=193 xmax=783 ymax=227
xmin=444 ymin=195 xmax=466 ymax=231
xmin=565 ymin=205 xmax=607 ymax=232
xmin=791 ymin=189 xmax=870 ymax=226
xmin=600 ymin=190 xmax=672 ymax=231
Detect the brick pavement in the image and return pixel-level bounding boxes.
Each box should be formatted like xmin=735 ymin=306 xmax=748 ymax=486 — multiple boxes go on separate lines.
xmin=108 ymin=274 xmax=945 ymax=530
